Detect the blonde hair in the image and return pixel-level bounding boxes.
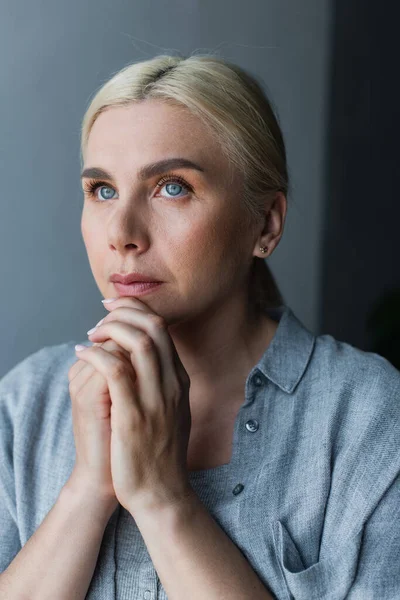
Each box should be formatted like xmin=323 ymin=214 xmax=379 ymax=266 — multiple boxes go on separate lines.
xmin=80 ymin=53 xmax=288 ymax=311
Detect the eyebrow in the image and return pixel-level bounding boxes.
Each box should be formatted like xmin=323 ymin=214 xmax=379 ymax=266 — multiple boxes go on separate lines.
xmin=80 ymin=157 xmax=205 ymax=181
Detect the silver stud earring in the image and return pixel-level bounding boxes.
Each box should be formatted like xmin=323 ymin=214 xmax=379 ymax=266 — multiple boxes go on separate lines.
xmin=260 ymin=246 xmax=268 ymax=254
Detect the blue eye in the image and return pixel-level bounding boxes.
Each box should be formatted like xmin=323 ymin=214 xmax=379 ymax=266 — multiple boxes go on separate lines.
xmin=161 ymin=182 xmax=185 ymax=198
xmin=154 ymin=174 xmax=193 ymax=200
xmin=96 ymin=185 xmax=117 ymax=200
xmin=83 ymin=173 xmax=193 ymax=203
xmin=83 ymin=180 xmax=117 ymax=201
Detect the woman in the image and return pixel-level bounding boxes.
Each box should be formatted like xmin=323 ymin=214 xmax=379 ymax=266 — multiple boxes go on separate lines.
xmin=0 ymin=54 xmax=399 ymax=600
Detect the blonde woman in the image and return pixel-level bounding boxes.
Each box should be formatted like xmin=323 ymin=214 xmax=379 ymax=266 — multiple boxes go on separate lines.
xmin=1 ymin=54 xmax=399 ymax=600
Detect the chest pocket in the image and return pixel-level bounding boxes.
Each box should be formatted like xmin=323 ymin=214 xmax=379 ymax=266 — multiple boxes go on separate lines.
xmin=272 ymin=519 xmax=364 ymax=600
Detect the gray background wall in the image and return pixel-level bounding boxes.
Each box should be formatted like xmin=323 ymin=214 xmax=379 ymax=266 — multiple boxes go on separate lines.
xmin=0 ymin=0 xmax=332 ymax=378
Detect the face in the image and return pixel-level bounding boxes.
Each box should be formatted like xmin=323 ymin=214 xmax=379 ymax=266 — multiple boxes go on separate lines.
xmin=81 ymin=99 xmax=260 ymax=327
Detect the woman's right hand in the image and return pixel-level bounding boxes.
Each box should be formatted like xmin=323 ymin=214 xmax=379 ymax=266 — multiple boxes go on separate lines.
xmin=67 ymin=338 xmax=132 ymax=516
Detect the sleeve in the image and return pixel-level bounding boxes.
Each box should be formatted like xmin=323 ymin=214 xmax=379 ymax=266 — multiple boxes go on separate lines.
xmin=0 ymin=389 xmax=22 ymax=573
xmin=346 ymin=472 xmax=400 ymax=598
xmin=272 ymin=355 xmax=400 ymax=600
xmin=273 ymin=473 xmax=400 ymax=600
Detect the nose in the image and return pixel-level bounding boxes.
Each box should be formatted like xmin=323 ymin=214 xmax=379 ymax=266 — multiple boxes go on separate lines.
xmin=106 ymin=203 xmax=149 ymax=254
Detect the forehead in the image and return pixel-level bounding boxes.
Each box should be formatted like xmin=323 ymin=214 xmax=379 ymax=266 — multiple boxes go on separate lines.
xmin=86 ymin=99 xmax=221 ymax=169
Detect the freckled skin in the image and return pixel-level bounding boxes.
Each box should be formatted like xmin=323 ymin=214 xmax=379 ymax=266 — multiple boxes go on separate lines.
xmin=80 ymin=98 xmax=287 ymax=423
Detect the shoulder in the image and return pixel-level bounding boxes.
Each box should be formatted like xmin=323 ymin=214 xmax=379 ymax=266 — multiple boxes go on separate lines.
xmin=309 ymin=331 xmax=400 ymax=411
xmin=309 ymin=333 xmax=400 ymax=517
xmin=289 ymin=333 xmax=400 ymax=553
xmin=0 ymin=340 xmax=85 ymax=422
xmin=301 ymin=332 xmax=400 ymax=472
xmin=313 ymin=330 xmax=399 ymax=383
xmin=0 ymin=339 xmax=81 ymax=393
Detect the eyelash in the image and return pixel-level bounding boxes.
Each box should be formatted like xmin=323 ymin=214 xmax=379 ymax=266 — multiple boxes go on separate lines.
xmin=82 ymin=173 xmax=193 ymax=203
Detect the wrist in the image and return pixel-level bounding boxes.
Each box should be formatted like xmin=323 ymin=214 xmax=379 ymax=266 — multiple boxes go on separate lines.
xmin=128 ymin=484 xmax=198 ymax=522
xmin=61 ymin=476 xmax=119 ymax=526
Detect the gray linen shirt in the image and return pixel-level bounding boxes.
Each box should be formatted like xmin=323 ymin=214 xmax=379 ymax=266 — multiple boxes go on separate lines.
xmin=1 ymin=305 xmax=400 ymax=599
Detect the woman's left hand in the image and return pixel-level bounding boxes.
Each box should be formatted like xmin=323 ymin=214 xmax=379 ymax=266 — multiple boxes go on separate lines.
xmin=75 ymin=296 xmax=193 ymax=515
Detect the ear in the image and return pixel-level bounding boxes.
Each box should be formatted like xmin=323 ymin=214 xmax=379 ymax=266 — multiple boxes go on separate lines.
xmin=253 ymin=192 xmax=287 ymax=258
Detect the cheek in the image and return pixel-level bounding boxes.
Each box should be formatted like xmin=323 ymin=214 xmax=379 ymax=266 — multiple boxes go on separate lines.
xmin=80 ymin=211 xmax=92 ymax=246
xmin=81 ymin=218 xmax=107 ymax=272
xmin=81 ymin=223 xmax=96 ymax=253
xmin=168 ymin=219 xmax=221 ymax=265
xmin=81 ymin=211 xmax=103 ymax=248
xmin=167 ymin=218 xmax=237 ymax=285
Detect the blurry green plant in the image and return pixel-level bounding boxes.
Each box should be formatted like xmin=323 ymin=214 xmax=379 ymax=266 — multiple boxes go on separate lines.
xmin=365 ymin=287 xmax=400 ymax=371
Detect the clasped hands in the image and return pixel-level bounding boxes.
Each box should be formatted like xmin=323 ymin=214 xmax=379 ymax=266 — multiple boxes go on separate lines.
xmin=74 ymin=296 xmax=193 ymax=516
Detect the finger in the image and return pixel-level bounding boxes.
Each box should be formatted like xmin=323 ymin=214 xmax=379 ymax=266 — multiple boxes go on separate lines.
xmin=100 ymin=301 xmax=188 ymax=387
xmin=89 ymin=309 xmax=178 ymax=387
xmin=69 ymin=341 xmax=106 ymax=383
xmin=74 ymin=345 xmax=140 ymax=423
xmin=70 ymin=339 xmax=135 ymax=404
xmin=71 ymin=370 xmax=109 ymax=411
xmin=69 ymin=341 xmax=129 ymax=386
xmin=101 ymin=296 xmax=154 ymax=314
xmin=96 ymin=297 xmax=178 ymax=388
xmin=75 ymin=295 xmax=155 ymax=380
xmin=87 ymin=322 xmax=164 ymax=413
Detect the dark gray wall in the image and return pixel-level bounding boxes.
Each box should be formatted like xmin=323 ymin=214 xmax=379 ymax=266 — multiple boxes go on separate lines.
xmin=0 ymin=0 xmax=332 ymax=377
xmin=320 ymin=1 xmax=400 ymax=349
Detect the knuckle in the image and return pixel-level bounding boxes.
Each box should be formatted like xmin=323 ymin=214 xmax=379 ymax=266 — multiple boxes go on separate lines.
xmin=73 ymin=387 xmax=85 ymax=405
xmin=68 ymin=371 xmax=85 ymax=392
xmin=103 ymin=339 xmax=129 ymax=361
xmin=113 ymin=348 xmax=128 ymax=362
xmin=109 ymin=361 xmax=127 ymax=380
xmin=136 ymin=332 xmax=154 ymax=352
xmin=68 ymin=364 xmax=79 ymax=381
xmin=102 ymin=339 xmax=119 ymax=352
xmin=149 ymin=314 xmax=166 ymax=331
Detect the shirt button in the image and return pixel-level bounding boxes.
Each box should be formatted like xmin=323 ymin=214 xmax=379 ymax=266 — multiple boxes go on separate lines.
xmin=245 ymin=419 xmax=259 ymax=432
xmin=253 ymin=374 xmax=263 ymax=386
xmin=144 ymin=591 xmax=152 ymax=600
xmin=232 ymin=483 xmax=244 ymax=495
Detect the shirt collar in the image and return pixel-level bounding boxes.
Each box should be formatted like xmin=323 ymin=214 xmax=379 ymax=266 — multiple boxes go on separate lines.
xmin=252 ymin=305 xmax=316 ymax=394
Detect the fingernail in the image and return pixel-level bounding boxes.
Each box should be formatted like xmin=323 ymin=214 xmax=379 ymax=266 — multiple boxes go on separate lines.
xmin=75 ymin=344 xmax=85 ymax=352
xmin=102 ymin=298 xmax=116 ymax=304
xmin=95 ymin=318 xmax=104 ymax=327
xmin=87 ymin=327 xmax=97 ymax=335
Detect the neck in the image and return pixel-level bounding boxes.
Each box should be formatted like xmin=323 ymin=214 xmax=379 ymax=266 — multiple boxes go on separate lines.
xmin=167 ymin=294 xmax=279 ymax=418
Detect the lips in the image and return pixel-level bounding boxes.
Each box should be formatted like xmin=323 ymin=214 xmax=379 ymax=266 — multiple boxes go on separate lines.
xmin=112 ymin=281 xmax=163 ymax=297
xmin=110 ymin=273 xmax=161 ymax=285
